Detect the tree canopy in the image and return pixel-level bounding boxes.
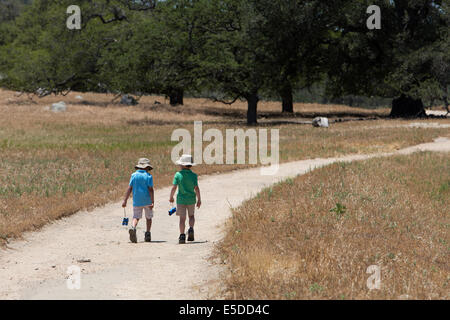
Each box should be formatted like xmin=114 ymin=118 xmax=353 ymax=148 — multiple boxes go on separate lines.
xmin=327 ymin=0 xmax=449 ymax=116
xmin=0 ymin=0 xmax=448 ymax=123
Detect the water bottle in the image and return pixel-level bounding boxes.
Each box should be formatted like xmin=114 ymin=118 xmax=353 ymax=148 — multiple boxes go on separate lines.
xmin=168 ymin=203 xmax=176 ymax=216
xmin=122 ymin=208 xmax=129 ymax=226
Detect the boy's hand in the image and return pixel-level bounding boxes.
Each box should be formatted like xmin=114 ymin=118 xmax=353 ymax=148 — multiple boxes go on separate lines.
xmin=149 ymin=203 xmax=154 ymax=209
xmin=169 ymin=197 xmax=175 ymax=204
xmin=196 ymin=200 xmax=202 ymax=209
xmin=122 ymin=201 xmax=127 ymax=208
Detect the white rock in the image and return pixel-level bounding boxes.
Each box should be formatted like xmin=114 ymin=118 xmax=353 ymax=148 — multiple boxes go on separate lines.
xmin=36 ymin=88 xmax=50 ymax=96
xmin=75 ymin=95 xmax=84 ymax=100
xmin=51 ymin=101 xmax=67 ymax=113
xmin=427 ymin=110 xmax=449 ymax=117
xmin=312 ymin=117 xmax=329 ymax=128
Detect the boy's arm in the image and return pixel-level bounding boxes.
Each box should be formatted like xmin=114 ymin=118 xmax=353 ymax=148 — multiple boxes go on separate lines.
xmin=149 ymin=187 xmax=155 ymax=209
xmin=122 ymin=186 xmax=132 ymax=208
xmin=194 ymin=186 xmax=201 ymax=209
xmin=169 ymin=185 xmax=178 ymax=203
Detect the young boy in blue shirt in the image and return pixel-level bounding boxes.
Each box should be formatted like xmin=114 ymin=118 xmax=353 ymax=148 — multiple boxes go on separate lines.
xmin=122 ymin=158 xmax=155 ymax=243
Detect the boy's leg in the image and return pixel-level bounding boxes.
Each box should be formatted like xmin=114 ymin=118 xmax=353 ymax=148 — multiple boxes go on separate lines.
xmin=132 ymin=206 xmax=144 ymax=229
xmin=146 ymin=219 xmax=152 ymax=232
xmin=145 ymin=219 xmax=152 ymax=242
xmin=179 ymin=216 xmax=187 ymax=244
xmin=188 ymin=217 xmax=195 ymax=242
xmin=177 ymin=204 xmax=188 ymax=244
xmin=187 ymin=205 xmax=195 ymax=241
xmin=130 ymin=207 xmax=143 ymax=243
xmin=177 ymin=204 xmax=188 ymax=234
xmin=179 ymin=215 xmax=186 ymax=235
xmin=187 ymin=205 xmax=195 ymax=227
xmin=144 ymin=207 xmax=153 ymax=242
xmin=129 ymin=218 xmax=139 ymax=243
xmin=144 ymin=207 xmax=154 ymax=232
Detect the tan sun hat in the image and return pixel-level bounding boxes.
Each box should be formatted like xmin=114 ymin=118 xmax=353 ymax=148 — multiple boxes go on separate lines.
xmin=135 ymin=158 xmax=153 ymax=170
xmin=176 ymin=154 xmax=196 ymax=166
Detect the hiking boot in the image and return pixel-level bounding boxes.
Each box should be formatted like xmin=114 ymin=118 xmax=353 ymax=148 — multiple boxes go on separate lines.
xmin=187 ymin=227 xmax=194 ymax=242
xmin=129 ymin=228 xmax=137 ymax=243
xmin=145 ymin=231 xmax=151 ymax=243
xmin=179 ymin=234 xmax=186 ymax=244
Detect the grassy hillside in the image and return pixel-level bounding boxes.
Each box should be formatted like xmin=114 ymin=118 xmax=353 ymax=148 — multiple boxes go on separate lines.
xmin=216 ymin=152 xmax=449 ymax=299
xmin=0 ymin=89 xmax=449 ymax=245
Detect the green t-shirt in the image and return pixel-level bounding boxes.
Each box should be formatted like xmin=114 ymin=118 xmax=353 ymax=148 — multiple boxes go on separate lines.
xmin=173 ymin=169 xmax=198 ymax=205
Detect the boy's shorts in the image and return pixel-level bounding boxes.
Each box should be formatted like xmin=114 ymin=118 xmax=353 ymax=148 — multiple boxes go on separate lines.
xmin=176 ymin=204 xmax=195 ymax=218
xmin=133 ymin=206 xmax=153 ymax=220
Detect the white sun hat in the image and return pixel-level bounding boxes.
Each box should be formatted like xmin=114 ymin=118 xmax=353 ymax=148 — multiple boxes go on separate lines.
xmin=176 ymin=154 xmax=196 ymax=166
xmin=135 ymin=158 xmax=153 ymax=170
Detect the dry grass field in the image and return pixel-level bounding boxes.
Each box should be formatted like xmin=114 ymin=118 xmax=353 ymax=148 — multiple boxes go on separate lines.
xmin=0 ymin=89 xmax=449 ymax=246
xmin=215 ymin=152 xmax=449 ymax=300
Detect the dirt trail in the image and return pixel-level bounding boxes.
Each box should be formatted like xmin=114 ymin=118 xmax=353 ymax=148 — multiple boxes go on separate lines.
xmin=0 ymin=137 xmax=449 ymax=300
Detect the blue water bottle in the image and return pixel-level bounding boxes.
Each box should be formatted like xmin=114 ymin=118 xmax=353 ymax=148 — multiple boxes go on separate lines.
xmin=168 ymin=203 xmax=176 ymax=216
xmin=122 ymin=208 xmax=129 ymax=226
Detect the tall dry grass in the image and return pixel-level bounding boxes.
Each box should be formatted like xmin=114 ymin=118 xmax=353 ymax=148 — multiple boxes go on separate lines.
xmin=0 ymin=88 xmax=449 ymax=245
xmin=215 ymin=152 xmax=450 ymax=300
xmin=1 ymin=89 xmax=391 ymax=125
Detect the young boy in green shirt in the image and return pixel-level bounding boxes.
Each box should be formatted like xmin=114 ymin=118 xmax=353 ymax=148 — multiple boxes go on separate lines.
xmin=169 ymin=155 xmax=202 ymax=244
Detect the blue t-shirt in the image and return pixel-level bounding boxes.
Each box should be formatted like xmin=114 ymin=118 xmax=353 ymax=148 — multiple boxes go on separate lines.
xmin=129 ymin=170 xmax=154 ymax=207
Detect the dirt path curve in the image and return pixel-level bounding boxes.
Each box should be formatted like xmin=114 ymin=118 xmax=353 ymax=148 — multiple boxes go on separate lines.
xmin=1 ymin=137 xmax=449 ymax=300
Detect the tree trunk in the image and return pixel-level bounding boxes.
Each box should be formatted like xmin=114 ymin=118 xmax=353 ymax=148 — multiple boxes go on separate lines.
xmin=443 ymin=95 xmax=449 ymax=114
xmin=247 ymin=92 xmax=259 ymax=125
xmin=280 ymin=82 xmax=294 ymax=113
xmin=169 ymin=89 xmax=184 ymax=106
xmin=390 ymin=94 xmax=426 ymax=118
